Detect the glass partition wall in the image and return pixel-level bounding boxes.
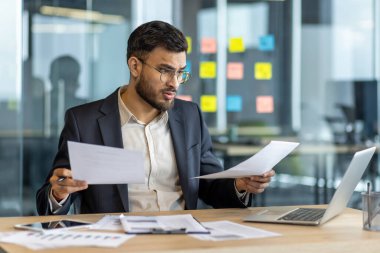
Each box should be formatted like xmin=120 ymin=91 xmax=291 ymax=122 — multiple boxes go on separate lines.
xmin=0 ymin=0 xmax=23 ymax=216
xmin=0 ymin=0 xmax=378 ymax=216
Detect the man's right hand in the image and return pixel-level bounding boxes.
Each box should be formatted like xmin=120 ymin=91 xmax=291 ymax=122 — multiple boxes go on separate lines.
xmin=49 ymin=168 xmax=88 ymax=202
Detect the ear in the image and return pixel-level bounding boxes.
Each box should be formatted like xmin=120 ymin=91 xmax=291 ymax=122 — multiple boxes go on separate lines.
xmin=127 ymin=56 xmax=141 ymax=78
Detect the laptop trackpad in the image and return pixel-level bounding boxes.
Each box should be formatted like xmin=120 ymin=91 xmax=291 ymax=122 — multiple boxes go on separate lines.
xmin=244 ymin=207 xmax=296 ymax=222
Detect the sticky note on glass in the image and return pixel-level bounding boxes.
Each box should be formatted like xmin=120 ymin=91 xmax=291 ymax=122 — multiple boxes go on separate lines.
xmin=176 ymin=95 xmax=192 ymax=101
xmin=186 ymin=36 xmax=192 ymax=54
xmin=227 ymin=95 xmax=243 ymax=112
xmin=201 ymin=38 xmax=217 ymax=54
xmin=200 ymin=61 xmax=216 ymax=79
xmin=227 ymin=62 xmax=244 ymax=80
xmin=256 ymin=96 xmax=274 ymax=113
xmin=255 ymin=62 xmax=272 ymax=80
xmin=185 ymin=60 xmax=192 ymax=74
xmin=7 ymin=100 xmax=17 ymax=110
xmin=259 ymin=35 xmax=275 ymax=51
xmin=229 ymin=37 xmax=245 ymax=53
xmin=201 ymin=95 xmax=217 ymax=112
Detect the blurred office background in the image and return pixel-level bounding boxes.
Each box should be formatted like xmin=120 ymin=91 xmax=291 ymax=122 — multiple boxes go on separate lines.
xmin=0 ymin=0 xmax=379 ymax=216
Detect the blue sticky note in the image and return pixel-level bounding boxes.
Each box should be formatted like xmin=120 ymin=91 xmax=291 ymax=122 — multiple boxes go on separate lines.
xmin=185 ymin=60 xmax=192 ymax=74
xmin=227 ymin=95 xmax=242 ymax=112
xmin=259 ymin=35 xmax=275 ymax=51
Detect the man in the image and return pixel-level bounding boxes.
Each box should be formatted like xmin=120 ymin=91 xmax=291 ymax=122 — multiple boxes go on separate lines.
xmin=36 ymin=20 xmax=275 ymax=215
xmin=49 ymin=55 xmax=86 ymax=136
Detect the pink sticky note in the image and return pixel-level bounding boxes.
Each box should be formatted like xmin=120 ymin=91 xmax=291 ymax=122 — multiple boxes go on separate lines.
xmin=176 ymin=95 xmax=192 ymax=102
xmin=227 ymin=62 xmax=244 ymax=80
xmin=256 ymin=96 xmax=274 ymax=113
xmin=201 ymin=38 xmax=217 ymax=54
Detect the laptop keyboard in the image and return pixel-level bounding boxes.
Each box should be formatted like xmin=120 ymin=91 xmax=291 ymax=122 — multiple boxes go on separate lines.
xmin=278 ymin=208 xmax=326 ymax=222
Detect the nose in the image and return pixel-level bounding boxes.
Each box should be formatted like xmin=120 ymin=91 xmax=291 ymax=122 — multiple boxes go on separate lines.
xmin=166 ymin=73 xmax=180 ymax=89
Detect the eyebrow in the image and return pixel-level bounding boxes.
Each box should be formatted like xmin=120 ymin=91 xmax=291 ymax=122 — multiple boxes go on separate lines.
xmin=158 ymin=63 xmax=187 ymax=71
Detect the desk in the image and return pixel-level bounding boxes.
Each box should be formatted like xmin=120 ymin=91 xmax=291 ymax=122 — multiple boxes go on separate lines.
xmin=0 ymin=207 xmax=379 ymax=252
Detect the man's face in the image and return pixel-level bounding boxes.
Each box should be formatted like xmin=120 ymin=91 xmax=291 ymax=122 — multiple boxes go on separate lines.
xmin=135 ymin=47 xmax=186 ymax=111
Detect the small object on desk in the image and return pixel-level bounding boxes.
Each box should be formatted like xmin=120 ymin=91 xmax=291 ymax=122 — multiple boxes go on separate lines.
xmin=14 ymin=220 xmax=92 ymax=232
xmin=362 ymin=183 xmax=380 ymax=231
xmin=367 ymin=182 xmax=372 ymax=229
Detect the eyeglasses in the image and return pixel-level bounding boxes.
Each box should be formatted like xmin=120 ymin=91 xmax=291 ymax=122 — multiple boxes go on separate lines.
xmin=137 ymin=58 xmax=190 ymax=84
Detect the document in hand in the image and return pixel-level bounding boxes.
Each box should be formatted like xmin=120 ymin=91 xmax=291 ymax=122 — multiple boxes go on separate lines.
xmin=196 ymin=141 xmax=299 ymax=179
xmin=119 ymin=214 xmax=209 ymax=234
xmin=68 ymin=141 xmax=145 ymax=184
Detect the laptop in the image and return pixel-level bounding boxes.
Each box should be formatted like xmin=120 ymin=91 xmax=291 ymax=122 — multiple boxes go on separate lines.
xmin=243 ymin=147 xmax=376 ymax=226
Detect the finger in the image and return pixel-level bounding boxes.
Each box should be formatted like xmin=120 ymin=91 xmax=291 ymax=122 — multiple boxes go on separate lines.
xmin=50 ymin=175 xmax=88 ymax=195
xmin=57 ymin=177 xmax=87 ymax=186
xmin=262 ymin=170 xmax=276 ymax=178
xmin=247 ymin=176 xmax=271 ymax=183
xmin=245 ymin=182 xmax=269 ymax=194
xmin=52 ymin=183 xmax=88 ymax=195
xmin=51 ymin=179 xmax=88 ymax=199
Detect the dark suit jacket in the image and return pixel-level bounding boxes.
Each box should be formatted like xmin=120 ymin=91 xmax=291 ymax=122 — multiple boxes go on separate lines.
xmin=36 ymin=88 xmax=247 ymax=215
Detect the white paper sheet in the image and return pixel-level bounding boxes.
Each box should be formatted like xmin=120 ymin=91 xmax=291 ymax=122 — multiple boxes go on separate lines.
xmin=0 ymin=231 xmax=134 ymax=250
xmin=68 ymin=141 xmax=145 ymax=184
xmin=120 ymin=214 xmax=209 ymax=234
xmin=190 ymin=221 xmax=281 ymax=241
xmin=196 ymin=141 xmax=299 ymax=179
xmin=91 ymin=215 xmax=123 ymax=231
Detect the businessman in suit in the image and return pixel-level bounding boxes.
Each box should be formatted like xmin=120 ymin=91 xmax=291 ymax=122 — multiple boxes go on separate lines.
xmin=36 ymin=20 xmax=275 ymax=215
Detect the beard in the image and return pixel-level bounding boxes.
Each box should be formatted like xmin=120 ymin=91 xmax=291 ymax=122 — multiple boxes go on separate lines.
xmin=135 ymin=74 xmax=175 ymax=111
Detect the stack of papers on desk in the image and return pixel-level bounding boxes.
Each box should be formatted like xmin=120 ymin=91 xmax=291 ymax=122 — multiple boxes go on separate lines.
xmin=196 ymin=141 xmax=299 ymax=179
xmin=120 ymin=214 xmax=209 ymax=234
xmin=190 ymin=221 xmax=280 ymax=241
xmin=0 ymin=231 xmax=133 ymax=250
xmin=90 ymin=215 xmax=281 ymax=241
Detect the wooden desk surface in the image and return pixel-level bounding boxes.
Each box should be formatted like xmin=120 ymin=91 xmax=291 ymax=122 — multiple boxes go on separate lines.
xmin=0 ymin=207 xmax=379 ymax=252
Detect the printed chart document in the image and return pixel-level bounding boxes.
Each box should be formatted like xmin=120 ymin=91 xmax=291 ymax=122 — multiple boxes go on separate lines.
xmin=196 ymin=141 xmax=299 ymax=179
xmin=190 ymin=221 xmax=280 ymax=241
xmin=0 ymin=231 xmax=134 ymax=250
xmin=68 ymin=141 xmax=144 ymax=184
xmin=120 ymin=214 xmax=209 ymax=234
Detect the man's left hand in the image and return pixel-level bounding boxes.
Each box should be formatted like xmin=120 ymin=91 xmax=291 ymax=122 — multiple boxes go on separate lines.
xmin=235 ymin=169 xmax=275 ymax=194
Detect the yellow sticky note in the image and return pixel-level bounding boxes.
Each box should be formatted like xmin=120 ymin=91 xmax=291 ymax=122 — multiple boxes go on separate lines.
xmin=200 ymin=61 xmax=216 ymax=79
xmin=229 ymin=37 xmax=245 ymax=53
xmin=201 ymin=95 xmax=217 ymax=112
xmin=186 ymin=36 xmax=192 ymax=54
xmin=255 ymin=62 xmax=272 ymax=80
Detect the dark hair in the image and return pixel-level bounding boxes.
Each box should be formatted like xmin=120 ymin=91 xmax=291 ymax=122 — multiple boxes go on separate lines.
xmin=127 ymin=20 xmax=188 ymax=60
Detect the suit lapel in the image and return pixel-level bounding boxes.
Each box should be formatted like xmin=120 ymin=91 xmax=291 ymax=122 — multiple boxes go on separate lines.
xmin=168 ymin=105 xmax=192 ymax=207
xmin=97 ymin=89 xmax=129 ymax=212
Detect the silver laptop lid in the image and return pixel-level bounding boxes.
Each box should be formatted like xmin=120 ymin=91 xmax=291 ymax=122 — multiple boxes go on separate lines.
xmin=320 ymin=147 xmax=376 ymax=224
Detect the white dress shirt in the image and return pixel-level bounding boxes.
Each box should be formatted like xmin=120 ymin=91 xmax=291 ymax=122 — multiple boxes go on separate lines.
xmin=118 ymin=86 xmax=185 ymax=212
